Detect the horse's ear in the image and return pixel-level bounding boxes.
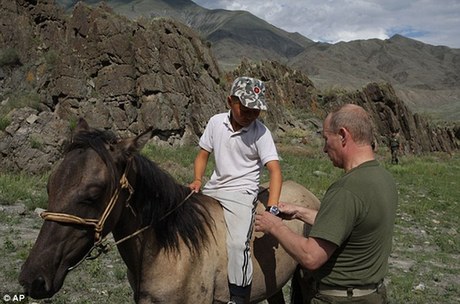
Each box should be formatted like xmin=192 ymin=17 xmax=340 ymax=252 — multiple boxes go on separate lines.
xmin=75 ymin=118 xmax=90 ymax=133
xmin=118 ymin=127 xmax=153 ymax=154
xmin=71 ymin=119 xmax=90 ymax=142
xmin=134 ymin=127 xmax=153 ymax=151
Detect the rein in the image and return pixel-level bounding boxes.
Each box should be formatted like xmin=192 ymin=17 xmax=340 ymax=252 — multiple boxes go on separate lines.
xmin=39 ymin=159 xmax=195 ymax=271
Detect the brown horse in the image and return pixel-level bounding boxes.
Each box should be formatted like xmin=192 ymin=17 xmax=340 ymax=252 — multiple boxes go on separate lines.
xmin=19 ymin=119 xmax=320 ymax=303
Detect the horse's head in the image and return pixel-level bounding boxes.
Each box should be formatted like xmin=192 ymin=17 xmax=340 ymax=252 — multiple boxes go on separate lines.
xmin=19 ymin=119 xmax=151 ymax=299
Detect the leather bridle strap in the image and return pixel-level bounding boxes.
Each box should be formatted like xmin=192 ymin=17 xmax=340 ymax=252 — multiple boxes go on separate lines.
xmin=38 ymin=158 xmax=195 ymax=272
xmin=40 ymin=160 xmax=134 ymax=244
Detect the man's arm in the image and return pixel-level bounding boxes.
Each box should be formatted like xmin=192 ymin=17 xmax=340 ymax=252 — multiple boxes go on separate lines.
xmin=278 ymin=202 xmax=318 ymax=226
xmin=255 ymin=212 xmax=337 ymax=270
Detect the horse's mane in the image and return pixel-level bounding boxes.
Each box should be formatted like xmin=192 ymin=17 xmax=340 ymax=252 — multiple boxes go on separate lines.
xmin=67 ymin=128 xmax=215 ymax=254
xmin=132 ymin=155 xmax=215 ymax=254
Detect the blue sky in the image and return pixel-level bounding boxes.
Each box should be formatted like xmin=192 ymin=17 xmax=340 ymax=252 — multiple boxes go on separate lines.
xmin=193 ymin=0 xmax=460 ymax=48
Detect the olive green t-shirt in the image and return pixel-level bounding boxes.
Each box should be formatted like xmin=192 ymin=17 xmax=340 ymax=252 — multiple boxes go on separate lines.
xmin=309 ymin=160 xmax=397 ymax=287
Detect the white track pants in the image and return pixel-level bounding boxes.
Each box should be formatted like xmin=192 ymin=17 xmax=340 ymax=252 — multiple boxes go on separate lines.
xmin=203 ymin=189 xmax=257 ymax=287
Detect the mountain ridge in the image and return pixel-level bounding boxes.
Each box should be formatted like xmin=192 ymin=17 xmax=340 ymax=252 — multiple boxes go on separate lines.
xmin=56 ymin=0 xmax=460 ymax=121
xmin=1 ymin=0 xmax=457 ymax=174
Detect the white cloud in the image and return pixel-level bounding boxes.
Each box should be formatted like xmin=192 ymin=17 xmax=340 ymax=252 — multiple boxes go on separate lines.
xmin=193 ymin=0 xmax=460 ymax=48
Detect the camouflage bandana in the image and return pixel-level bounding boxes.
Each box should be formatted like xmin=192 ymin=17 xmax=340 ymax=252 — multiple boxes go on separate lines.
xmin=230 ymin=77 xmax=267 ymax=110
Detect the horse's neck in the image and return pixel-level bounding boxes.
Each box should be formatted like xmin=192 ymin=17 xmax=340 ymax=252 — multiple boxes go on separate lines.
xmin=113 ymin=202 xmax=168 ymax=301
xmin=112 ymin=208 xmax=145 ymax=277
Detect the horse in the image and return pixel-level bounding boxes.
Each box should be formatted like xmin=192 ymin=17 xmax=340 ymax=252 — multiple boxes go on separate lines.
xmin=19 ymin=118 xmax=320 ymax=303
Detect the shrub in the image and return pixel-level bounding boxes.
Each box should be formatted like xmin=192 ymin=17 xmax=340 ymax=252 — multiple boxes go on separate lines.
xmin=0 ymin=116 xmax=10 ymax=131
xmin=0 ymin=48 xmax=20 ymax=67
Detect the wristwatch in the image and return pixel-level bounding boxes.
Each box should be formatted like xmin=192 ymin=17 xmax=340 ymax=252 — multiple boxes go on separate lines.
xmin=266 ymin=205 xmax=280 ymax=216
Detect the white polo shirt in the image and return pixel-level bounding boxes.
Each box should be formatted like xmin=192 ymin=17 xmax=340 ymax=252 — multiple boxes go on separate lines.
xmin=200 ymin=112 xmax=279 ymax=194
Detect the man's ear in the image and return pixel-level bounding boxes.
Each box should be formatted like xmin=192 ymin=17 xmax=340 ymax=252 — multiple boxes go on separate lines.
xmin=338 ymin=129 xmax=347 ymax=142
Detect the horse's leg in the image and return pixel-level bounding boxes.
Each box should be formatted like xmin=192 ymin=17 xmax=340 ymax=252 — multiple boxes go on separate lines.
xmin=127 ymin=269 xmax=140 ymax=302
xmin=289 ymin=268 xmax=302 ymax=304
xmin=266 ymin=289 xmax=285 ymax=304
xmin=289 ymin=267 xmax=316 ymax=304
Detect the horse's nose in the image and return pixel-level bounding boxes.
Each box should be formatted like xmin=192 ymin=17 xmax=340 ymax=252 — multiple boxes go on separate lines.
xmin=31 ymin=275 xmax=46 ymax=291
xmin=28 ymin=275 xmax=52 ymax=299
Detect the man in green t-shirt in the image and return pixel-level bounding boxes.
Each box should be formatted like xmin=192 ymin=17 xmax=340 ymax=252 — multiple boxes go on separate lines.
xmin=389 ymin=131 xmax=401 ymax=164
xmin=255 ymin=104 xmax=398 ymax=303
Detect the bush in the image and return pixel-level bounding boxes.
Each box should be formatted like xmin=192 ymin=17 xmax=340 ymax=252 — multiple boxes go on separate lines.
xmin=0 ymin=116 xmax=10 ymax=131
xmin=0 ymin=92 xmax=41 ymax=117
xmin=0 ymin=48 xmax=20 ymax=67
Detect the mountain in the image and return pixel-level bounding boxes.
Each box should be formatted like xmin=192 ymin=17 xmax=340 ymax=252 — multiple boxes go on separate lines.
xmin=55 ymin=0 xmax=460 ymax=121
xmin=57 ymin=0 xmax=313 ymax=68
xmin=1 ymin=1 xmax=457 ymax=174
xmin=290 ymin=35 xmax=460 ymax=121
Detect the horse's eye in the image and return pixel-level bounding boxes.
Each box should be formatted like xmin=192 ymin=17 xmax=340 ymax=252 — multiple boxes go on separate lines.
xmin=80 ymin=199 xmax=94 ymax=205
xmin=80 ymin=186 xmax=103 ymax=205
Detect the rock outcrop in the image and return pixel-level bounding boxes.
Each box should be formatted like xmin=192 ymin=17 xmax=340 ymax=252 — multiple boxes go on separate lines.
xmin=1 ymin=0 xmax=226 ymax=173
xmin=0 ymin=1 xmax=458 ymax=174
xmin=228 ymin=62 xmax=459 ymax=154
xmin=339 ymin=83 xmax=458 ymax=154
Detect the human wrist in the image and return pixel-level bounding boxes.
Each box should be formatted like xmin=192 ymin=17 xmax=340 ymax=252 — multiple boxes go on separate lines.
xmin=265 ymin=205 xmax=280 ymax=216
xmin=270 ymin=219 xmax=288 ymax=235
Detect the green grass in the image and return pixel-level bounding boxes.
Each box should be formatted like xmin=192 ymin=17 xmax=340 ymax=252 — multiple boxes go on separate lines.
xmin=141 ymin=144 xmax=215 ymax=185
xmin=277 ymin=147 xmax=342 ymax=198
xmin=384 ymin=153 xmax=460 ymax=303
xmin=1 ymin=146 xmax=459 ymax=303
xmin=0 ymin=91 xmax=41 ymax=119
xmin=0 ymin=173 xmax=48 ymax=209
xmin=0 ymin=116 xmax=10 ymax=131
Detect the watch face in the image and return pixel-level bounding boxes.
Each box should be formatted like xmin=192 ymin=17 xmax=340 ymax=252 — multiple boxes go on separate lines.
xmin=270 ymin=206 xmax=280 ymax=215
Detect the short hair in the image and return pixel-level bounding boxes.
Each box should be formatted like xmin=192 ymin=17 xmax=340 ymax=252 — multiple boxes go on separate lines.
xmin=328 ymin=104 xmax=374 ymax=145
xmin=229 ymin=95 xmax=241 ymax=104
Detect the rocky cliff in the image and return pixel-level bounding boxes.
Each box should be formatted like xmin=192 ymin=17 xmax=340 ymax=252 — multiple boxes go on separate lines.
xmin=229 ymin=61 xmax=458 ymax=155
xmin=0 ymin=0 xmax=458 ymax=174
xmin=1 ymin=0 xmax=226 ymax=173
xmin=57 ymin=0 xmax=460 ymax=122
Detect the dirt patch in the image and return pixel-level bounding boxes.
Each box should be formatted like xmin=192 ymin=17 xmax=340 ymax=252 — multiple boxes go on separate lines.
xmin=1 ymin=204 xmax=132 ymax=303
xmin=1 ymin=202 xmax=459 ymax=303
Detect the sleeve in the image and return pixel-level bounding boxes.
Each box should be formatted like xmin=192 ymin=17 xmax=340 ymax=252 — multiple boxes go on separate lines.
xmin=199 ymin=116 xmax=215 ymax=153
xmin=256 ymin=125 xmax=279 ymax=165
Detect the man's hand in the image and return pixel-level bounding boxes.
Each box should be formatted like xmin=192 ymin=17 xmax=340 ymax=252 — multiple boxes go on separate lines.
xmin=278 ymin=202 xmax=317 ymax=225
xmin=255 ymin=211 xmax=283 ymax=234
xmin=277 ymin=202 xmax=298 ymax=220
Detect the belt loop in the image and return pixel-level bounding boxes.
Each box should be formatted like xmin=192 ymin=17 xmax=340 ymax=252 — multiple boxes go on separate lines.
xmin=347 ymin=287 xmax=353 ymax=299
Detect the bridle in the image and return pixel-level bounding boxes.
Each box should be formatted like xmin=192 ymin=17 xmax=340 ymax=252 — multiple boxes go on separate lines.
xmin=39 ymin=157 xmax=195 ymax=271
xmin=40 ymin=160 xmax=135 ymax=271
